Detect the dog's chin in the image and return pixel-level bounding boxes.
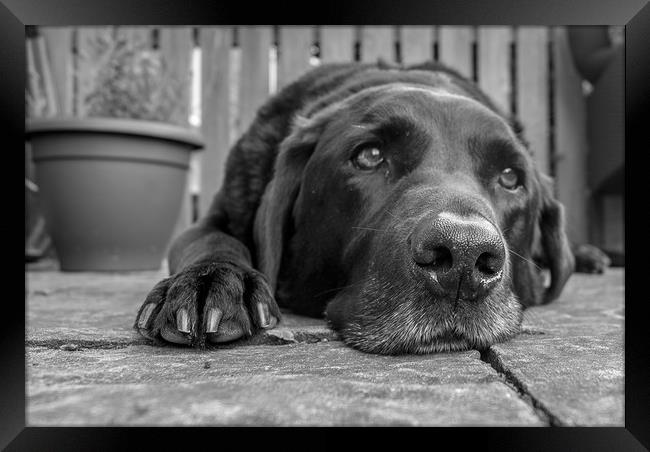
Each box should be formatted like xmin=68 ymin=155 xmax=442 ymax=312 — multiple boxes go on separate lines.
xmin=328 ymin=282 xmax=524 ymax=355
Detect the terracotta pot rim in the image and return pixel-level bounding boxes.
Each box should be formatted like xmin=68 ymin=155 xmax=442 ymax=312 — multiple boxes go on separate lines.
xmin=26 ymin=116 xmax=204 ymax=150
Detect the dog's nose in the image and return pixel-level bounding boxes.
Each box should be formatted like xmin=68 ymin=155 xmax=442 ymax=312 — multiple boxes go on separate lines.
xmin=410 ymin=211 xmax=506 ymax=301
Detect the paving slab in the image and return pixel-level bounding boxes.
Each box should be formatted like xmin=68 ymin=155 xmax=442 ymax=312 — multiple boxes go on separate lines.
xmin=27 ymin=343 xmax=542 ymax=426
xmin=26 ymin=270 xmax=335 ymax=347
xmin=487 ymin=333 xmax=623 ymax=426
xmin=25 ymin=267 xmax=625 ymax=426
xmin=489 ymin=270 xmax=624 ymax=426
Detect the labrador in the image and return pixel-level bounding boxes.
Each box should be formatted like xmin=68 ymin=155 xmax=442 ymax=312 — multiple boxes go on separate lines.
xmin=134 ymin=60 xmax=609 ymax=354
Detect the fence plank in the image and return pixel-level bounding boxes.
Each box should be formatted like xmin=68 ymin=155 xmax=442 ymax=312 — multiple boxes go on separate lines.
xmin=360 ymin=26 xmax=396 ymax=63
xmin=230 ymin=43 xmax=241 ymax=140
xmin=40 ymin=27 xmax=74 ymax=115
xmin=26 ymin=38 xmax=47 ymax=117
xmin=75 ymin=27 xmax=114 ymax=116
xmin=516 ymin=27 xmax=550 ymax=174
xmin=552 ymin=27 xmax=589 ymax=244
xmin=198 ymin=27 xmax=232 ymax=217
xmin=158 ymin=27 xmax=195 ymax=235
xmin=159 ymin=27 xmax=193 ymax=126
xmin=320 ymin=26 xmax=355 ymax=62
xmin=438 ymin=26 xmax=474 ymax=78
xmin=477 ymin=26 xmax=512 ymax=113
xmin=238 ymin=26 xmax=272 ymax=133
xmin=278 ymin=26 xmax=313 ymax=89
xmin=399 ymin=26 xmax=434 ymax=65
xmin=115 ymin=26 xmax=153 ymax=48
xmin=34 ymin=34 xmax=58 ymax=116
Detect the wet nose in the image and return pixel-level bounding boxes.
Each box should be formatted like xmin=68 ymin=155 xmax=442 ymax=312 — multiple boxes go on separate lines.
xmin=410 ymin=212 xmax=506 ymax=301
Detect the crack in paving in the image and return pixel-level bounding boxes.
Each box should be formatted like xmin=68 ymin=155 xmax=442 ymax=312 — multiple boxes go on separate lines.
xmin=27 ymin=339 xmax=140 ymax=350
xmin=27 ymin=329 xmax=339 ymax=351
xmin=479 ymin=347 xmax=564 ymax=426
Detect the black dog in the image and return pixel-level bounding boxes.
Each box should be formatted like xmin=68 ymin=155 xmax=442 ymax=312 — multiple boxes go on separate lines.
xmin=134 ymin=61 xmax=607 ymax=354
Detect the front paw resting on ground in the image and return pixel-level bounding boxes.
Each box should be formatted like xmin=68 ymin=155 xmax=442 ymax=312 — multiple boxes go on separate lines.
xmin=573 ymin=244 xmax=612 ymax=274
xmin=134 ymin=261 xmax=281 ymax=347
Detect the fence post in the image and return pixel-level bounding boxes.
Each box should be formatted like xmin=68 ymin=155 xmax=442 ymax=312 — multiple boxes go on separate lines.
xmin=516 ymin=27 xmax=551 ymax=175
xmin=238 ymin=26 xmax=272 ymax=134
xmin=399 ymin=26 xmax=435 ymax=65
xmin=477 ymin=26 xmax=513 ymax=114
xmin=39 ymin=27 xmax=74 ymax=115
xmin=320 ymin=26 xmax=355 ymax=63
xmin=278 ymin=26 xmax=313 ymax=89
xmin=159 ymin=27 xmax=193 ymax=127
xmin=198 ymin=27 xmax=233 ymax=217
xmin=360 ymin=26 xmax=396 ymax=63
xmin=438 ymin=26 xmax=474 ymax=79
xmin=552 ymin=27 xmax=589 ymax=245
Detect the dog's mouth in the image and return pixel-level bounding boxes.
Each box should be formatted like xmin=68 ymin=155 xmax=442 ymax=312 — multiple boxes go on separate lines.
xmin=336 ymin=316 xmax=520 ymax=355
xmin=328 ymin=275 xmax=523 ymax=355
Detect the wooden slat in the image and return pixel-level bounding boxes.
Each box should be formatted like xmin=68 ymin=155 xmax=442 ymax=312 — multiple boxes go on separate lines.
xmin=115 ymin=26 xmax=153 ymax=48
xmin=516 ymin=27 xmax=550 ymax=174
xmin=158 ymin=27 xmax=195 ymax=234
xmin=159 ymin=27 xmax=193 ymax=126
xmin=34 ymin=35 xmax=58 ymax=116
xmin=278 ymin=26 xmax=313 ymax=89
xmin=75 ymin=27 xmax=114 ymax=116
xmin=399 ymin=26 xmax=435 ymax=65
xmin=438 ymin=26 xmax=474 ymax=78
xmin=26 ymin=38 xmax=46 ymax=117
xmin=40 ymin=27 xmax=74 ymax=115
xmin=198 ymin=27 xmax=232 ymax=217
xmin=238 ymin=26 xmax=272 ymax=133
xmin=319 ymin=26 xmax=355 ymax=63
xmin=552 ymin=27 xmax=589 ymax=244
xmin=360 ymin=26 xmax=396 ymax=63
xmin=477 ymin=26 xmax=512 ymax=113
xmin=230 ymin=42 xmax=241 ymax=140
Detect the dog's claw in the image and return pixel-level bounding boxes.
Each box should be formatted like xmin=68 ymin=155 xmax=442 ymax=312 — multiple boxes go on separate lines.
xmin=206 ymin=308 xmax=222 ymax=333
xmin=177 ymin=308 xmax=191 ymax=333
xmin=257 ymin=302 xmax=270 ymax=327
xmin=137 ymin=303 xmax=156 ymax=329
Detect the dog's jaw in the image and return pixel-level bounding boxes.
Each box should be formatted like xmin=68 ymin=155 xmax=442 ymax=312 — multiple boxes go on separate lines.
xmin=328 ymin=279 xmax=523 ymax=355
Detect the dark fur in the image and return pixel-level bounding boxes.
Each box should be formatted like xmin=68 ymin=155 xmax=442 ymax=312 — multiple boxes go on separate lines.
xmin=134 ymin=61 xmax=603 ymax=354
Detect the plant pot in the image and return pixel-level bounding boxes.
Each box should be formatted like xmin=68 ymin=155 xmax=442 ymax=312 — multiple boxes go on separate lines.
xmin=26 ymin=117 xmax=204 ymax=271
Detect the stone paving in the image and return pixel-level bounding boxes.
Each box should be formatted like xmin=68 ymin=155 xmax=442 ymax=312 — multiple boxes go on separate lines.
xmin=25 ymin=265 xmax=624 ymax=426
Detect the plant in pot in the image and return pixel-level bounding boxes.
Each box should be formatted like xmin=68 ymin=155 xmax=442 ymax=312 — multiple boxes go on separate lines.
xmin=26 ymin=33 xmax=204 ymax=271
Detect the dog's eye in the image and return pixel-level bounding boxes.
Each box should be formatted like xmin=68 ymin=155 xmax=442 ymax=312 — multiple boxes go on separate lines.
xmin=498 ymin=168 xmax=519 ymax=189
xmin=353 ymin=147 xmax=384 ymax=170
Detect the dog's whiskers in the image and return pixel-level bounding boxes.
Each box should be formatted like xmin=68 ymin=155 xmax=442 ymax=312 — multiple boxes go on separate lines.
xmin=313 ymin=280 xmax=367 ymax=298
xmin=351 ymin=226 xmax=389 ymax=233
xmin=384 ymin=208 xmax=400 ymax=221
xmin=507 ymin=247 xmax=542 ymax=271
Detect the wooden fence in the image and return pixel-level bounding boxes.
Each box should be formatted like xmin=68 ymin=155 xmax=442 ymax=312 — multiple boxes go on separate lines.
xmin=26 ymin=26 xmax=596 ymax=246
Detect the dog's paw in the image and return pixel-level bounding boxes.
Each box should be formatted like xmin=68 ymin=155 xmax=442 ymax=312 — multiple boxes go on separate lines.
xmin=134 ymin=261 xmax=281 ymax=347
xmin=573 ymin=244 xmax=611 ymax=274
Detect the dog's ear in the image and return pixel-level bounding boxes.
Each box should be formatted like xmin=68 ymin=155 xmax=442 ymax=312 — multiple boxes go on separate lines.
xmin=254 ymin=115 xmax=323 ymax=291
xmin=536 ymin=173 xmax=575 ymax=304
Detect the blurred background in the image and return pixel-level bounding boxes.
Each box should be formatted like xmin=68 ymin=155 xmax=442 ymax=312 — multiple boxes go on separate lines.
xmin=24 ymin=25 xmax=624 ymax=271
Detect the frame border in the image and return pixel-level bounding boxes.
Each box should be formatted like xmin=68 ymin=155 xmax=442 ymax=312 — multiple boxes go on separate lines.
xmin=6 ymin=0 xmax=646 ymax=449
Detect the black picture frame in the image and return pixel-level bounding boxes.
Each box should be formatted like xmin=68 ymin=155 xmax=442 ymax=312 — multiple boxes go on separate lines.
xmin=5 ymin=0 xmax=646 ymax=449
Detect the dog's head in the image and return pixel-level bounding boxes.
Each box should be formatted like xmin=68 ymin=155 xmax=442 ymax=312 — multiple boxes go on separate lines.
xmin=255 ymin=78 xmax=574 ymax=354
